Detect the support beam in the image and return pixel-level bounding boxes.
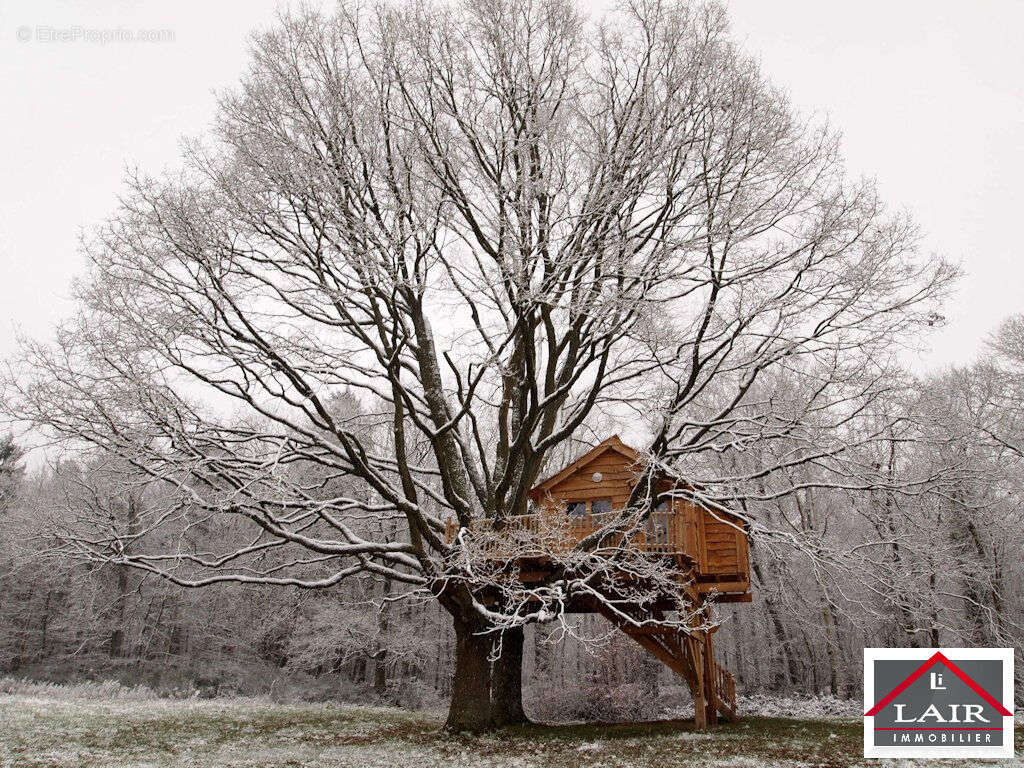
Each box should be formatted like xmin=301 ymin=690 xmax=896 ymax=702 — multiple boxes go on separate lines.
xmin=688 ymin=634 xmax=707 ymax=729
xmin=703 ymin=630 xmax=718 ymax=726
xmin=595 ymin=601 xmax=738 ymax=729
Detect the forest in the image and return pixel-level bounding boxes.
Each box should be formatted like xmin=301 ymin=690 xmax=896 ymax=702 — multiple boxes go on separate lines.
xmin=2 ymin=335 xmax=1023 ymax=722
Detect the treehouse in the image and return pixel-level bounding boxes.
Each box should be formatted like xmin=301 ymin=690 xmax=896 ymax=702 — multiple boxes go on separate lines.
xmin=527 ymin=436 xmax=751 ymax=600
xmin=446 ymin=435 xmax=752 ymax=727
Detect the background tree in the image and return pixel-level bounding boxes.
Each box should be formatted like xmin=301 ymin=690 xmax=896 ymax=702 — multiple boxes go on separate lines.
xmin=0 ymin=434 xmax=24 ymax=516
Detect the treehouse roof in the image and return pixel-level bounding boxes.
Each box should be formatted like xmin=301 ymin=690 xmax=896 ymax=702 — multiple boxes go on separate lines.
xmin=528 ymin=435 xmax=643 ymax=500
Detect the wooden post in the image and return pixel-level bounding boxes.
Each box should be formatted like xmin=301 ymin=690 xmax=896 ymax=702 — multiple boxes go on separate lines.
xmin=703 ymin=629 xmax=718 ymax=725
xmin=689 ymin=634 xmax=707 ymax=729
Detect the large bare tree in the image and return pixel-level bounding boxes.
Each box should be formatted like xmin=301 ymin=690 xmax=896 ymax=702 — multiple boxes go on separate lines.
xmin=4 ymin=0 xmax=953 ymax=730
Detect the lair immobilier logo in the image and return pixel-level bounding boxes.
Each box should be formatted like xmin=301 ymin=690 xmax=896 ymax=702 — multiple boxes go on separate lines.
xmin=864 ymin=647 xmax=1014 ymax=759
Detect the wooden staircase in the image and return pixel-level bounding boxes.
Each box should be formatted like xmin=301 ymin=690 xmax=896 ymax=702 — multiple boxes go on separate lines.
xmin=596 ymin=604 xmax=737 ymax=728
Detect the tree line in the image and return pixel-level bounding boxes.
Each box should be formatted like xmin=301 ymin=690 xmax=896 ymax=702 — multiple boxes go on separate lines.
xmin=1 ymin=329 xmax=1021 ymax=712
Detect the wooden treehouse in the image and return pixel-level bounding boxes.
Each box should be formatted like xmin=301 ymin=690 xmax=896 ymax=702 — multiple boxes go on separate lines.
xmin=447 ymin=436 xmax=752 ymax=728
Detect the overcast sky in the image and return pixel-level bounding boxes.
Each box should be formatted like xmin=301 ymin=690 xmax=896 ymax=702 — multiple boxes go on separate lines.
xmin=2 ymin=0 xmax=1021 ymax=371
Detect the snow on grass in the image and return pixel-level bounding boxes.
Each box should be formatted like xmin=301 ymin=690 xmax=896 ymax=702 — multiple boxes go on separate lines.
xmin=0 ymin=692 xmax=1020 ymax=767
xmin=734 ymin=692 xmax=862 ymax=721
xmin=660 ymin=692 xmax=863 ymax=724
xmin=0 ymin=676 xmax=160 ymax=701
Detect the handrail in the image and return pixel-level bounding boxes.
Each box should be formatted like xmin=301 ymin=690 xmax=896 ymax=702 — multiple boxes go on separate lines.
xmin=444 ymin=509 xmax=689 ymax=555
xmin=714 ymin=660 xmax=737 ymax=718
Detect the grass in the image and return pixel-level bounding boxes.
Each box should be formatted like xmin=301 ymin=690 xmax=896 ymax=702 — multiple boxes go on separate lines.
xmin=0 ymin=692 xmax=1021 ymax=767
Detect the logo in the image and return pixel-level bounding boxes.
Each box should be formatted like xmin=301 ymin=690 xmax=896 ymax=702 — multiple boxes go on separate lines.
xmin=864 ymin=647 xmax=1014 ymax=758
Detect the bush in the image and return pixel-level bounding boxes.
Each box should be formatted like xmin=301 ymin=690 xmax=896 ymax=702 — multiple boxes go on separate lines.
xmin=0 ymin=676 xmax=156 ymax=701
xmin=527 ymin=680 xmax=662 ymax=723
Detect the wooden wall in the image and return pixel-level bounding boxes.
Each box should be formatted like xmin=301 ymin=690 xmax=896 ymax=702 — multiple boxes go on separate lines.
xmin=533 ymin=450 xmax=638 ymax=511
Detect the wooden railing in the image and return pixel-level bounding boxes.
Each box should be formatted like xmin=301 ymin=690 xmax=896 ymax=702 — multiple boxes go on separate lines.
xmin=444 ymin=509 xmax=690 ymax=556
xmin=714 ymin=660 xmax=737 ymax=720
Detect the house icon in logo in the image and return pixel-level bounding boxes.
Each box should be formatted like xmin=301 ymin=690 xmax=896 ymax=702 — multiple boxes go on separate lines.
xmin=863 ymin=648 xmax=1014 ymax=759
xmin=865 ymin=651 xmax=1012 ymax=718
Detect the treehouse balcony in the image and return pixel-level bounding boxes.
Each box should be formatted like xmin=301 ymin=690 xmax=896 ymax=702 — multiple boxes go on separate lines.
xmin=444 ymin=436 xmax=751 ymax=602
xmin=444 ymin=503 xmax=751 ymax=601
xmin=445 ymin=506 xmax=693 ymax=555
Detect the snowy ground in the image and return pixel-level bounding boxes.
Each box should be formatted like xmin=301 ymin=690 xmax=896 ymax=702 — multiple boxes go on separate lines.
xmin=0 ymin=689 xmax=1020 ymax=768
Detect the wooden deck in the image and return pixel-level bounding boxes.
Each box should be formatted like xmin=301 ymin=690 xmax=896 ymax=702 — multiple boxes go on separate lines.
xmin=444 ymin=505 xmax=750 ymax=600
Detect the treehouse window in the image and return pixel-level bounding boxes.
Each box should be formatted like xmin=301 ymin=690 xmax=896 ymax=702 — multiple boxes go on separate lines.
xmin=566 ymin=501 xmax=586 ymax=517
xmin=648 ymin=499 xmax=670 ymax=542
xmin=565 ymin=499 xmax=611 ymax=516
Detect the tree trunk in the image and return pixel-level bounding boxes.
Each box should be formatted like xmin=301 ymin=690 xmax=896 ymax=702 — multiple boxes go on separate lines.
xmin=374 ymin=576 xmax=391 ymax=698
xmin=490 ymin=626 xmax=529 ymax=726
xmin=39 ymin=590 xmax=52 ymax=656
xmin=110 ymin=564 xmax=129 ymax=657
xmin=445 ymin=616 xmax=494 ymax=732
xmin=750 ymin=546 xmax=797 ymax=688
xmin=373 ymin=653 xmax=387 ymax=697
xmin=111 ymin=493 xmax=141 ymax=658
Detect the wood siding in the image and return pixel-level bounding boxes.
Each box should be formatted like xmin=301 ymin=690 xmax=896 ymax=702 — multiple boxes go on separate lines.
xmin=528 ymin=446 xmax=750 ymax=591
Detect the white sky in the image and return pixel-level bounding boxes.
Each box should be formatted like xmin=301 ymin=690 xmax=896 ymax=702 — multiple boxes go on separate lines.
xmin=1 ymin=0 xmax=1022 ymax=372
